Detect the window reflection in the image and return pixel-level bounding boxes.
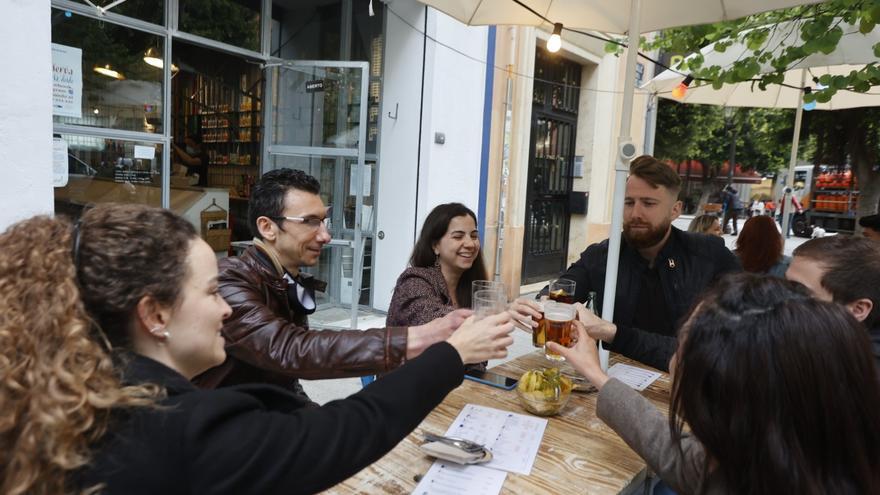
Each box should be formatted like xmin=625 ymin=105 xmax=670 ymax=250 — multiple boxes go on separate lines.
xmin=51 ymin=9 xmax=163 ymax=133
xmin=54 ymin=134 xmax=165 ymax=217
xmin=179 ymin=0 xmax=262 ymax=52
xmin=70 ymin=0 xmax=163 ymax=25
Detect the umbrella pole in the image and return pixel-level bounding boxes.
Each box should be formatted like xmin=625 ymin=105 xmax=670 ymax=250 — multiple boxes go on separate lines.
xmin=781 ymin=71 xmax=807 ymax=239
xmin=599 ymin=0 xmax=642 ymax=372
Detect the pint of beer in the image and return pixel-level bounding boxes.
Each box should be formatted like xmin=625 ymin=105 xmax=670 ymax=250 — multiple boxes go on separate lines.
xmin=544 ymin=301 xmax=575 ymax=361
xmin=531 ymin=300 xmax=546 ymax=347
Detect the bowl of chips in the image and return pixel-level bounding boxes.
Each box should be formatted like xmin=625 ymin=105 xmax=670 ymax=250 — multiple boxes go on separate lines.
xmin=516 ymin=368 xmax=572 ymax=416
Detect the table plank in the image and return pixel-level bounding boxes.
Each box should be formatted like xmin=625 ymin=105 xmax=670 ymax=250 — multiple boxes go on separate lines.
xmin=326 ymin=351 xmax=670 ymax=495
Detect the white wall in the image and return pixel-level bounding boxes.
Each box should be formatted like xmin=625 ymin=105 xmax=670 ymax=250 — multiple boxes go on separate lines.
xmin=0 ymin=0 xmax=53 ymax=230
xmin=415 ymin=13 xmax=486 ymax=226
xmin=372 ymin=3 xmax=488 ymax=311
xmin=372 ymin=0 xmax=428 ymax=310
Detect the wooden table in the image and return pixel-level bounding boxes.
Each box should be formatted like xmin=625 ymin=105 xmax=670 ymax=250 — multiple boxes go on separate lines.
xmin=326 ymin=351 xmax=671 ymax=495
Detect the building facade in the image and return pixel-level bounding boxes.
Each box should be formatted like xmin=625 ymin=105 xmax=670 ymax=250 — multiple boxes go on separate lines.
xmin=1 ymin=0 xmax=651 ymax=314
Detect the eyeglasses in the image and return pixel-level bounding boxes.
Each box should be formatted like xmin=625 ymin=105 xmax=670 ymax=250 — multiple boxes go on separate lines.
xmin=272 ymin=216 xmax=330 ymax=230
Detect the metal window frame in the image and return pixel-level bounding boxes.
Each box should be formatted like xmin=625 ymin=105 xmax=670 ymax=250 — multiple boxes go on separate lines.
xmin=51 ymin=1 xmax=382 ymax=322
xmin=51 ymin=0 xmax=274 ymax=209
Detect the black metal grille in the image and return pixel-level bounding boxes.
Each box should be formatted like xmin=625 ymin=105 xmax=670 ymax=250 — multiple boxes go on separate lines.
xmin=522 ymin=48 xmax=581 ymax=284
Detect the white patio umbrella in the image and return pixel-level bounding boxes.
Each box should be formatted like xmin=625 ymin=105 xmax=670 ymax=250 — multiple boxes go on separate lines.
xmin=642 ymin=19 xmax=880 ymax=236
xmin=418 ymin=0 xmax=825 ymax=370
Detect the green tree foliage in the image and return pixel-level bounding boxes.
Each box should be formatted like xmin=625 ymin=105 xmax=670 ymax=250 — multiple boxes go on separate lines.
xmin=639 ymin=0 xmax=880 ymax=217
xmin=655 ymin=100 xmax=795 ymax=179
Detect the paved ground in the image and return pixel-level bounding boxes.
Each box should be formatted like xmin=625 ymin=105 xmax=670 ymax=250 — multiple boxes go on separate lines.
xmin=301 ymin=214 xmax=815 ymax=404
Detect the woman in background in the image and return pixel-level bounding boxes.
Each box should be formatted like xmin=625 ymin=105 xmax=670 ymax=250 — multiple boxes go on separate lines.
xmin=387 ymin=203 xmax=488 ymax=326
xmin=687 ymin=214 xmax=723 ymax=237
xmin=735 ymin=215 xmax=790 ymax=277
xmin=552 ymin=274 xmax=880 ymax=494
xmin=0 ymin=204 xmax=513 ymax=495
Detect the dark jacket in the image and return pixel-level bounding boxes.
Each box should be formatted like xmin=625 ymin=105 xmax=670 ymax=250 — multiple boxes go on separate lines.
xmin=78 ymin=344 xmax=464 ymax=494
xmin=386 ymin=265 xmax=455 ymax=327
xmin=547 ymin=227 xmax=740 ymax=371
xmin=194 ymin=246 xmax=408 ymax=395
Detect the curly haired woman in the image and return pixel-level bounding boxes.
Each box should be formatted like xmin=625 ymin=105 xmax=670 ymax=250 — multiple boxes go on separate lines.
xmin=0 ymin=204 xmax=513 ymax=494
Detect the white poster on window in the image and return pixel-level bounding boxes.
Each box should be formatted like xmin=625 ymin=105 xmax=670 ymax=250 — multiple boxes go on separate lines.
xmin=52 ymin=43 xmax=83 ymax=118
xmin=53 ymin=138 xmax=69 ymax=188
xmin=349 ymin=164 xmax=372 ymax=196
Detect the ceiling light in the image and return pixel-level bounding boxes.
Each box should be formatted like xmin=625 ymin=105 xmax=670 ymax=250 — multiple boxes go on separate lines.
xmin=94 ymin=64 xmax=125 ymax=80
xmin=143 ymin=47 xmax=179 ymax=72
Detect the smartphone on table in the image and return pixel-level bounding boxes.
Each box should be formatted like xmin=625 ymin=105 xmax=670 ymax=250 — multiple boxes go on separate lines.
xmin=464 ymin=369 xmax=518 ymax=390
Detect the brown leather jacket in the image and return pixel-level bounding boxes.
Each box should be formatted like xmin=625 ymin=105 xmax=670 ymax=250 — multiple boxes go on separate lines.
xmin=194 ymin=246 xmax=408 ymax=397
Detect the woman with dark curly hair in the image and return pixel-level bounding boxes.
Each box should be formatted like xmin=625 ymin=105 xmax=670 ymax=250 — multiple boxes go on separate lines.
xmin=551 ymin=273 xmax=880 ymax=494
xmin=0 ymin=204 xmax=513 ymax=495
xmin=735 ymin=215 xmax=789 ymax=276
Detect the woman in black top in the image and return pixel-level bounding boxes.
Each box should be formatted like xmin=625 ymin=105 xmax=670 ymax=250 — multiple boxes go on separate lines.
xmin=0 ymin=204 xmax=514 ymax=495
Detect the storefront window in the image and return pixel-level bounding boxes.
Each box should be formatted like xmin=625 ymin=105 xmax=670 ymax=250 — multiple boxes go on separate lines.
xmin=270 ymin=1 xmax=383 ymax=154
xmin=54 ymin=134 xmax=165 ymax=217
xmin=68 ymin=0 xmax=164 ymax=25
xmin=269 ymin=154 xmax=375 ymax=306
xmin=179 ymin=0 xmax=262 ymax=52
xmin=270 ymin=1 xmax=342 ymax=60
xmin=170 ymin=42 xmax=264 ymax=243
xmin=51 ymin=9 xmax=164 ymax=133
xmin=272 ymin=65 xmax=362 ymax=149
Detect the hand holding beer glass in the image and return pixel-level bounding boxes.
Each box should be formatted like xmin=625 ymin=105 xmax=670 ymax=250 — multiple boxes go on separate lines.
xmin=543 ymin=300 xmax=575 ymax=361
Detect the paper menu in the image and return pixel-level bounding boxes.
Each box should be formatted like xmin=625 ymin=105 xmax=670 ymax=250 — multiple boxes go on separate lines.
xmin=607 ymin=363 xmax=661 ymax=391
xmin=412 ymin=462 xmax=506 ymax=495
xmin=444 ymin=404 xmax=547 ymax=475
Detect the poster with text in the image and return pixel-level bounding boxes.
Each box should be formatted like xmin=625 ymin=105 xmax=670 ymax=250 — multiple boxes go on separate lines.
xmin=52 ymin=43 xmax=82 ymax=118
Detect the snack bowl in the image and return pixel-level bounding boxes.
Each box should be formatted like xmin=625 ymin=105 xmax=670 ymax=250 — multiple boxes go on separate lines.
xmin=516 ymin=368 xmax=572 ymax=416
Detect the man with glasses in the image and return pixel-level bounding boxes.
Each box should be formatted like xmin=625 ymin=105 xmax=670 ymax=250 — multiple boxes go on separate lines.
xmin=195 ymin=168 xmax=469 ymax=398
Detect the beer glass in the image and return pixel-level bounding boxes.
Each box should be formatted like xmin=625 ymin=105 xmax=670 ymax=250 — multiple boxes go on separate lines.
xmin=548 ymin=279 xmax=576 ymax=304
xmin=531 ymin=300 xmax=546 ymax=347
xmin=543 ymin=301 xmax=575 ymax=361
xmin=473 ymin=289 xmax=506 ymax=321
xmin=472 ymin=280 xmax=505 ymax=305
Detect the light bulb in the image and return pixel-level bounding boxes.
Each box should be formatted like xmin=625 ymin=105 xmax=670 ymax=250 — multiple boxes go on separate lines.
xmin=547 ymin=23 xmax=563 ymax=53
xmin=671 ymin=75 xmax=694 ymax=100
xmin=672 ymin=83 xmax=687 ymax=99
xmin=803 ymin=100 xmax=817 ymax=111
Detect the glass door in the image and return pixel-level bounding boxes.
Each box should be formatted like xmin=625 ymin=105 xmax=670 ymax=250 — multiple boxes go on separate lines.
xmin=265 ymin=60 xmax=371 ymax=329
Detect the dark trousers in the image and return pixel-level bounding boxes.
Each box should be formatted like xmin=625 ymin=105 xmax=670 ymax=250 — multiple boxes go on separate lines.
xmin=722 ymin=208 xmax=741 ymax=235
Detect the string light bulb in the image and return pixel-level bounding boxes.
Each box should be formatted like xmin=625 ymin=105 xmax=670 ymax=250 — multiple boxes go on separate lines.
xmin=671 ymin=75 xmax=693 ymax=99
xmin=803 ymin=87 xmax=817 ymax=111
xmin=547 ymin=23 xmax=563 ymax=53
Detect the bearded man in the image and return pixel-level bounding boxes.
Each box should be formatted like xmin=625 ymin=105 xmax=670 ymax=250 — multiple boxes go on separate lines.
xmin=512 ymin=155 xmax=740 ymax=371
